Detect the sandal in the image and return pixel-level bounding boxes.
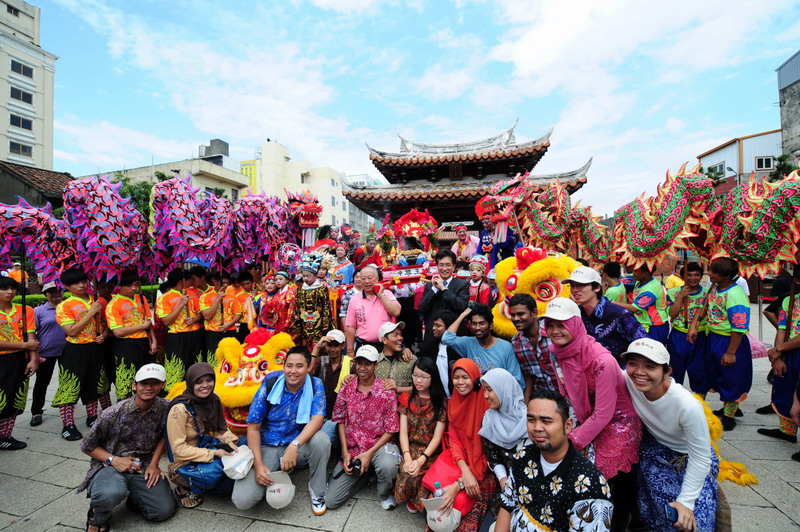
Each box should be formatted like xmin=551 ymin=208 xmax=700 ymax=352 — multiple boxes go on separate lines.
xmin=86 ymin=507 xmax=110 ymax=531
xmin=174 ymin=487 xmax=203 ymax=508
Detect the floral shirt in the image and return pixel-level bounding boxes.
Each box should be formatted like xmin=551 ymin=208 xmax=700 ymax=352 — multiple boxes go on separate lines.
xmin=78 ymin=397 xmax=169 ymax=492
xmin=156 ymin=290 xmax=200 ymax=333
xmin=667 ymin=286 xmax=708 ymax=333
xmin=106 ymin=294 xmax=151 ymax=339
xmin=332 ymin=377 xmax=400 ymax=456
xmin=56 ymin=296 xmax=105 ymax=344
xmin=706 ymin=284 xmax=749 ymax=335
xmin=200 ymin=288 xmax=243 ymax=332
xmin=0 ymin=303 xmax=35 ymax=354
xmin=580 ymin=297 xmax=646 ymax=364
xmin=500 ymin=440 xmax=613 ymax=531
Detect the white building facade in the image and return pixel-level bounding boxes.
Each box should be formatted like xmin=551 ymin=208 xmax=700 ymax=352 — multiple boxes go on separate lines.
xmin=697 ymin=130 xmax=783 ymax=190
xmin=0 ymin=0 xmax=56 ymax=169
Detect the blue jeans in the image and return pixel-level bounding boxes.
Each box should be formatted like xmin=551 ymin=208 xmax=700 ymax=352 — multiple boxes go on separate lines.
xmin=174 ymin=436 xmax=247 ymax=494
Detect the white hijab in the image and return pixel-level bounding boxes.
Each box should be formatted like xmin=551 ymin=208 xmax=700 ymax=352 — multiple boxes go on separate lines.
xmin=478 ymin=368 xmax=528 ymax=448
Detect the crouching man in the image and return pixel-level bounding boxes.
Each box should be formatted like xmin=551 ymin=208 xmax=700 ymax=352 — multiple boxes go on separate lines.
xmin=78 ymin=364 xmax=175 ymax=532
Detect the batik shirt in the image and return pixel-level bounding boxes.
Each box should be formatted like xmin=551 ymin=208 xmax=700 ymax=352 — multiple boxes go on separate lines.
xmin=632 ymin=278 xmax=669 ymax=330
xmin=500 ymin=441 xmax=613 ymax=532
xmin=156 ymin=290 xmax=200 ymax=334
xmin=603 ymin=283 xmax=626 ymax=304
xmin=580 ymin=297 xmax=646 ymax=363
xmin=0 ymin=304 xmax=35 ymax=354
xmin=246 ymin=371 xmax=326 ymax=446
xmin=56 ymin=296 xmax=105 ymax=344
xmin=332 ymin=377 xmax=400 ymax=456
xmin=706 ymin=284 xmax=749 ymax=336
xmin=78 ymin=397 xmax=169 ymax=492
xmin=106 ymin=294 xmax=151 ymax=339
xmin=667 ymin=286 xmax=708 ymax=333
xmin=777 ymin=294 xmax=800 ymax=339
xmin=199 ymin=288 xmax=242 ymax=332
xmin=511 ymin=327 xmax=556 ymax=391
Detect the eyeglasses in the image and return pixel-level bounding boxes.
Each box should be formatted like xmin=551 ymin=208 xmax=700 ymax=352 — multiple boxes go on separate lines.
xmin=411 ymin=374 xmax=431 ymax=381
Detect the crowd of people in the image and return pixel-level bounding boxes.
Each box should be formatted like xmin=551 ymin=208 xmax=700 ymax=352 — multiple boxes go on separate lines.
xmin=1 ymin=223 xmax=798 ymax=532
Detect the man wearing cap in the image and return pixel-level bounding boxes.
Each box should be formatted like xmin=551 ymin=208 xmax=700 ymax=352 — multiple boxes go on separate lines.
xmin=8 ymin=261 xmax=28 ymax=285
xmin=232 ymin=346 xmax=330 ymax=515
xmin=30 ymin=282 xmax=66 ymax=426
xmin=566 ymin=265 xmax=645 ymax=366
xmin=312 ymin=329 xmax=352 ymax=443
xmin=450 ymin=225 xmax=480 ymax=263
xmin=419 ymin=249 xmax=470 ymax=354
xmin=622 ymin=339 xmax=719 ymax=532
xmin=376 ymin=321 xmax=417 ymax=394
xmin=327 ymin=345 xmax=401 ymax=511
xmin=345 ymin=265 xmax=401 ymax=356
xmin=79 ymin=364 xmax=175 ymax=530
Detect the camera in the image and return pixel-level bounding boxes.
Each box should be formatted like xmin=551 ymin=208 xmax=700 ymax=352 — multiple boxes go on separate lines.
xmin=349 ymin=458 xmax=362 ymax=475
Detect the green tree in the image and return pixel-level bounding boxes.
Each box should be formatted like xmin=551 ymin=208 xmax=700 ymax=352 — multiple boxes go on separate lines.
xmin=109 ymin=172 xmax=154 ymax=219
xmin=700 ymin=166 xmax=725 ymax=188
xmin=768 ymin=155 xmax=798 ymax=182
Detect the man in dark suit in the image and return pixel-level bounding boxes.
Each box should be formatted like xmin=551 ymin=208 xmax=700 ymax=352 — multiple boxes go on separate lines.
xmin=418 ymin=249 xmax=470 ymax=356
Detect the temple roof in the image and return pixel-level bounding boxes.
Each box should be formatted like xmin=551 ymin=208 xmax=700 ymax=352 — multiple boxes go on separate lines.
xmin=366 ymin=123 xmax=553 ymax=167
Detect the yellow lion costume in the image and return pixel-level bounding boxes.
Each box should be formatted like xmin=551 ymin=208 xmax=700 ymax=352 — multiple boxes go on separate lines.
xmin=166 ymin=328 xmax=294 ymax=434
xmin=493 ymin=247 xmax=580 ymax=339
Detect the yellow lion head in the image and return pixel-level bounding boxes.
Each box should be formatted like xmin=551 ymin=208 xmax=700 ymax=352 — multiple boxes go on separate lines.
xmin=166 ymin=329 xmax=294 ymax=434
xmin=493 ymin=247 xmax=580 ymax=339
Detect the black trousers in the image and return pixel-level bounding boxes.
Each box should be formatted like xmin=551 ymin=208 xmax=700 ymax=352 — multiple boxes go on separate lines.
xmin=30 ymin=356 xmax=58 ymax=415
xmin=0 ymin=351 xmax=28 ymax=418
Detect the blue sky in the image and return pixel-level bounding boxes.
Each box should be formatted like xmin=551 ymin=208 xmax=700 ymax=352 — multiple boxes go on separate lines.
xmin=42 ymin=0 xmax=799 ymax=216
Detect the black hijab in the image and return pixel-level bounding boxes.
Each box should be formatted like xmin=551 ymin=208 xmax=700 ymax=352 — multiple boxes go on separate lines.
xmin=168 ymin=363 xmax=228 ymax=434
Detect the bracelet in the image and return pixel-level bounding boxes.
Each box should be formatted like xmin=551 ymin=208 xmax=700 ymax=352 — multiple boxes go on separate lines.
xmin=421 ymin=451 xmax=430 ymax=460
xmin=402 ymin=450 xmax=410 ymax=456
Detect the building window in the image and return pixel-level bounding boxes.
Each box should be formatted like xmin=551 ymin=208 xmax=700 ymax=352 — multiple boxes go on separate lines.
xmin=755 ymin=156 xmax=774 ymax=171
xmin=10 ymin=59 xmax=33 ymax=79
xmin=331 ymin=195 xmax=336 ymax=207
xmin=204 ymin=187 xmax=215 ymax=196
xmin=10 ymin=86 xmax=32 ymax=104
xmin=9 ymin=114 xmax=31 ymax=130
xmin=6 ymin=4 xmax=19 ymax=16
xmin=9 ymin=141 xmax=32 ymax=157
xmin=331 ymin=177 xmax=337 ymax=187
xmin=707 ymin=162 xmax=724 ymax=176
xmin=332 ymin=215 xmax=337 ymax=225
xmin=231 ymin=188 xmax=239 ymax=202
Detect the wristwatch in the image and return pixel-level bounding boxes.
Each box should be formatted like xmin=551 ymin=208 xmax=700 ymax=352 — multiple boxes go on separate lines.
xmin=456 ymin=478 xmax=465 ymax=490
xmin=291 ymin=439 xmax=301 ymax=448
xmin=104 ymin=455 xmax=115 ymax=466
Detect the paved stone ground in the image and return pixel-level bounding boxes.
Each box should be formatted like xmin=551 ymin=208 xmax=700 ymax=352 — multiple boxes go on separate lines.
xmin=1 ymin=304 xmax=799 ymax=531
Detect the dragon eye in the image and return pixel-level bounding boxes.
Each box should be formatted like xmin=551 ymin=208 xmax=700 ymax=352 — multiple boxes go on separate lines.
xmin=275 ymin=351 xmax=286 ymax=366
xmin=505 ymin=274 xmax=518 ymax=291
xmin=244 ymin=346 xmax=260 ymax=357
xmin=221 ymin=361 xmax=232 ymax=373
xmin=258 ymin=360 xmax=270 ymax=372
xmin=535 ymin=280 xmax=562 ymax=302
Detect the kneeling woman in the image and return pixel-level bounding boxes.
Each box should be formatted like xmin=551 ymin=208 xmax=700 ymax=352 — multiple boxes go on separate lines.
xmin=167 ymin=363 xmax=240 ymax=508
xmin=623 ymin=339 xmax=719 ymax=532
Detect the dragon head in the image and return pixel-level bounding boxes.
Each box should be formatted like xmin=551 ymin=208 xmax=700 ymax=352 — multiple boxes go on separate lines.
xmin=165 ymin=328 xmax=294 ymax=435
xmin=492 ymin=247 xmax=580 ymax=339
xmin=477 ymin=172 xmax=536 ymax=242
xmin=285 ymin=190 xmax=323 ymax=229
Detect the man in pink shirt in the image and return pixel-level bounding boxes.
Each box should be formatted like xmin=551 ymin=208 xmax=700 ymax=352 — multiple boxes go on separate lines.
xmin=344 ymin=265 xmax=401 ymax=356
xmin=326 ymin=345 xmax=401 ymax=511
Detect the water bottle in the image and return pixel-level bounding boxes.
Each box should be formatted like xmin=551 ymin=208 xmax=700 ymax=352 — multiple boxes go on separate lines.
xmin=433 ymin=481 xmax=444 ymax=498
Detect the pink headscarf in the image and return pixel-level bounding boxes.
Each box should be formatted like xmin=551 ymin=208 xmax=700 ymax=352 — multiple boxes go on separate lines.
xmin=547 ymin=315 xmax=611 ymax=422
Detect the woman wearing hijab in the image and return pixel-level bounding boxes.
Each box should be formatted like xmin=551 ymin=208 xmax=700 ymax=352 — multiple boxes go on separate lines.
xmin=166 ymin=363 xmax=240 ymax=508
xmin=541 ymin=297 xmax=642 ymax=531
xmin=479 ymin=369 xmax=528 ymax=489
xmin=434 ymin=358 xmax=496 ymax=532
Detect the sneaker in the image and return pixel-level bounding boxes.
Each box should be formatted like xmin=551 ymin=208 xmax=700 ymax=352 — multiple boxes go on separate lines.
xmin=406 ymin=501 xmax=419 ymax=514
xmin=755 ymin=404 xmax=775 ymax=415
xmin=30 ymin=414 xmax=43 ymax=427
xmin=86 ymin=416 xmax=97 ymax=428
xmin=757 ymin=428 xmax=797 ymax=443
xmin=720 ymin=416 xmax=736 ymax=431
xmin=0 ymin=436 xmax=27 ymax=450
xmin=381 ymin=495 xmax=397 ymax=511
xmin=311 ymin=496 xmax=327 ymax=516
xmin=62 ymin=424 xmax=83 ymax=441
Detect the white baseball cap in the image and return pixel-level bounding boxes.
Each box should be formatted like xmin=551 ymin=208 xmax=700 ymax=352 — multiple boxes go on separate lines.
xmin=265 ymin=471 xmax=295 ymax=509
xmin=134 ymin=363 xmax=166 ymax=383
xmin=355 ymin=345 xmax=380 ymax=362
xmin=41 ymin=282 xmax=59 ymax=293
xmin=326 ymin=329 xmax=346 ymax=344
xmin=378 ymin=321 xmax=405 ymax=339
xmin=621 ymin=338 xmax=670 ymax=365
xmin=540 ymin=297 xmax=581 ymax=321
xmin=566 ymin=266 xmax=602 ymax=285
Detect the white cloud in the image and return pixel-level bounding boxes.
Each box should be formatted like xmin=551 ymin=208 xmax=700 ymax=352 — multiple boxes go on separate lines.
xmin=666 ymin=118 xmax=686 ymax=133
xmin=306 ymin=0 xmax=384 ymax=13
xmin=416 ymin=64 xmax=475 ymax=100
xmin=429 ymin=27 xmax=481 ymax=50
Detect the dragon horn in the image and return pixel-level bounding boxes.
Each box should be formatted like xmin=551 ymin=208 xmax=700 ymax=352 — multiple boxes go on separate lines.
xmin=676 ymin=162 xmax=688 ymax=176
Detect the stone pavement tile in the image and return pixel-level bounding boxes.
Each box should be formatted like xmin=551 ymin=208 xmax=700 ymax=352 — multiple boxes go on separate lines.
xmin=245 ymin=521 xmax=330 ymax=532
xmin=0 ymin=474 xmax=69 ymax=516
xmin=726 ymin=438 xmax=799 ymax=461
xmin=718 ymin=423 xmax=776 ymax=441
xmin=730 ymin=503 xmax=799 ymax=531
xmin=757 ymin=458 xmax=800 ymax=484
xmin=0 ymin=511 xmax=17 ymax=529
xmin=31 ymin=458 xmax=89 ymax=488
xmin=0 ymin=450 xmax=64 ymax=479
xmin=45 ymin=526 xmax=81 ymax=531
xmin=3 ymin=491 xmax=86 ymax=532
xmin=341 ymin=498 xmax=427 ymax=531
xmin=17 ymin=429 xmax=87 ymax=461
xmin=720 ymin=482 xmax=772 ymax=507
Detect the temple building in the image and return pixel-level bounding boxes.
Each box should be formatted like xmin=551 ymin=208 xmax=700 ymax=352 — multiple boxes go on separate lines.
xmin=342 ymin=122 xmax=590 ymax=223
